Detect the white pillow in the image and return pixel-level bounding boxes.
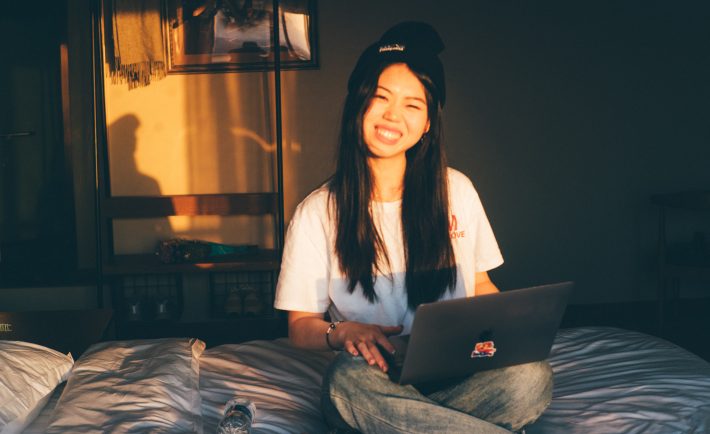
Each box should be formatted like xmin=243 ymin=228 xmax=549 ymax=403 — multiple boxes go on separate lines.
xmin=0 ymin=341 xmax=74 ymax=434
xmin=46 ymin=337 xmax=206 ymax=434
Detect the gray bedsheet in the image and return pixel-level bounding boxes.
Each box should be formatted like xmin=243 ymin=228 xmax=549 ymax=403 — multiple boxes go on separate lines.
xmin=200 ymin=339 xmax=335 ymax=434
xmin=528 ymin=327 xmax=710 ymax=434
xmin=25 ymin=327 xmax=710 ymax=433
xmin=200 ymin=327 xmax=710 ymax=434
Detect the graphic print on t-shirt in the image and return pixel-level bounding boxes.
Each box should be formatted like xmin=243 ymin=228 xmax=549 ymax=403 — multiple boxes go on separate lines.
xmin=449 ymin=214 xmax=465 ymax=239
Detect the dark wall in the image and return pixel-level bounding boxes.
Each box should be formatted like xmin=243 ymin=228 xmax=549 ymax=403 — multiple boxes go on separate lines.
xmin=293 ymin=1 xmax=710 ymax=303
xmin=448 ymin=2 xmax=709 ymax=301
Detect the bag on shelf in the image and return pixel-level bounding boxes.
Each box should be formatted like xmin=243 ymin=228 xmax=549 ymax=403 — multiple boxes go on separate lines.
xmin=155 ymin=238 xmax=257 ymax=264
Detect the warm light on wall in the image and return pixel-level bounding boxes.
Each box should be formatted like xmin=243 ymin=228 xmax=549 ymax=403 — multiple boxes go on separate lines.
xmin=104 ymin=67 xmax=289 ymax=253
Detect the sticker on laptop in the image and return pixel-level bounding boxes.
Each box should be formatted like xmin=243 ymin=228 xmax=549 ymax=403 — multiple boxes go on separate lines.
xmin=471 ymin=340 xmax=497 ymax=358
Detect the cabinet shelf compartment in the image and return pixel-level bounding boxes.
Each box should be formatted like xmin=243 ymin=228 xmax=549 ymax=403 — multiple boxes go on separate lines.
xmin=209 ymin=270 xmax=276 ymax=319
xmin=111 ymin=273 xmax=183 ymax=323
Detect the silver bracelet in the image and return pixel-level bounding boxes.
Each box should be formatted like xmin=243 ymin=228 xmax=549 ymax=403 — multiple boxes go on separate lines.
xmin=325 ymin=320 xmax=344 ymax=350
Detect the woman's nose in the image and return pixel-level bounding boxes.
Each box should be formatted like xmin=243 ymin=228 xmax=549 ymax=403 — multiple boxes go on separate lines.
xmin=383 ymin=104 xmax=400 ymax=121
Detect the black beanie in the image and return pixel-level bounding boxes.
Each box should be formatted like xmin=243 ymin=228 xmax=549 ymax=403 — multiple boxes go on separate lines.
xmin=347 ymin=22 xmax=446 ymax=106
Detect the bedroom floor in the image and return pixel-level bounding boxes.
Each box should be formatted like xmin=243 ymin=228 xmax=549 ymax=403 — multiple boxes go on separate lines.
xmin=560 ymin=297 xmax=710 ymax=362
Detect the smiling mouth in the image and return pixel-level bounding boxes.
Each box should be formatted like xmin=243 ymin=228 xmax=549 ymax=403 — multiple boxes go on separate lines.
xmin=375 ymin=127 xmax=402 ymax=142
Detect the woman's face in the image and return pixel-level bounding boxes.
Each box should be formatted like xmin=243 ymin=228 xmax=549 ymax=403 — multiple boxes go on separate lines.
xmin=362 ymin=63 xmax=430 ymax=162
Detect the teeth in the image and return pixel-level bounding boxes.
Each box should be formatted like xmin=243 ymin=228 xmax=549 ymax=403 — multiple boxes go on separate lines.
xmin=376 ymin=127 xmax=401 ymax=140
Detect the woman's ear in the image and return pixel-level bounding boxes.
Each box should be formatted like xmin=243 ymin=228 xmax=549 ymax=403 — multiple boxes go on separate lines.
xmin=424 ymin=120 xmax=431 ymax=134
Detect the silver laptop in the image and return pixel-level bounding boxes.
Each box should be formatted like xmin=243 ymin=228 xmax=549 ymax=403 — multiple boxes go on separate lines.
xmin=383 ymin=282 xmax=572 ymax=387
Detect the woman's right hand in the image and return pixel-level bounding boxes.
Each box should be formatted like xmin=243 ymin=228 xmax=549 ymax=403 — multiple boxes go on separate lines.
xmin=287 ymin=312 xmax=403 ymax=372
xmin=334 ymin=321 xmax=403 ymax=372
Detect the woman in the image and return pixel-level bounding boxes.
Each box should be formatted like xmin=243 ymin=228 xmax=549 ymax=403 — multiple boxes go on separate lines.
xmin=274 ymin=22 xmax=552 ymax=433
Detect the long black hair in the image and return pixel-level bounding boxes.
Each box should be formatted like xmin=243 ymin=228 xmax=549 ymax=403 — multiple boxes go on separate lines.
xmin=329 ymin=55 xmax=456 ymax=310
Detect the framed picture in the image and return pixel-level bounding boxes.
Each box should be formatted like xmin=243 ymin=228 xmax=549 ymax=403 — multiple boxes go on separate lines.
xmin=165 ymin=0 xmax=317 ymax=73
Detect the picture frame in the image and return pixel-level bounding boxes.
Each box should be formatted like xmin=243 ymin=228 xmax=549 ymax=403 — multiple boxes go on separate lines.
xmin=165 ymin=0 xmax=317 ymax=74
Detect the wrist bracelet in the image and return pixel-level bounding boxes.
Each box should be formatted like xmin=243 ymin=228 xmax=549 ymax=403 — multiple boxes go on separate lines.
xmin=325 ymin=321 xmax=344 ymax=350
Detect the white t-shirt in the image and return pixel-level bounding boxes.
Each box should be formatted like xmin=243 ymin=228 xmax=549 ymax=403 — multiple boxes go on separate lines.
xmin=274 ymin=168 xmax=503 ymax=334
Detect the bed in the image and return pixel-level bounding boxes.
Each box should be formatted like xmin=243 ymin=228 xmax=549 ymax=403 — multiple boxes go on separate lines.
xmin=3 ymin=316 xmax=710 ymax=433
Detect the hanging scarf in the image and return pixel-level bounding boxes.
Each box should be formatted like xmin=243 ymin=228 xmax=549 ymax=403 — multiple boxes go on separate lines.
xmin=110 ymin=0 xmax=167 ymax=89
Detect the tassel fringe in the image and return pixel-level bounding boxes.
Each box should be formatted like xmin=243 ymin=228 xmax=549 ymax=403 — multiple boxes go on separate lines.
xmin=110 ymin=57 xmax=167 ymax=90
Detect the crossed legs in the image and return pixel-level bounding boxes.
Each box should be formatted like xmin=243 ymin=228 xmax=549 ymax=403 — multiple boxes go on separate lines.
xmin=321 ymin=353 xmax=552 ymax=433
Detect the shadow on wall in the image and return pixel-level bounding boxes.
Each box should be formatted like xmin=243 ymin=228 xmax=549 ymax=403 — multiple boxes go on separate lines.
xmin=107 ymin=114 xmax=174 ymax=253
xmin=178 ymin=71 xmax=295 ymax=249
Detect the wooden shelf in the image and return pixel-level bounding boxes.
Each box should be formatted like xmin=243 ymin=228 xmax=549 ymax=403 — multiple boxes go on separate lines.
xmin=102 ymin=249 xmax=280 ymax=275
xmin=101 ymin=193 xmax=278 ymax=218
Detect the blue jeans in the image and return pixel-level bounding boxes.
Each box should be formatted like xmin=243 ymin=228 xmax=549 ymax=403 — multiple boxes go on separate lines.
xmin=321 ymin=353 xmax=553 ymax=433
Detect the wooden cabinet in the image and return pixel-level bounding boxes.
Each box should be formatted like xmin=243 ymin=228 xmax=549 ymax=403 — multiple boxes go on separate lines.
xmin=96 ymin=193 xmax=286 ymax=344
xmin=97 ymin=194 xmax=286 ymax=341
xmin=94 ymin=68 xmax=289 ymax=344
xmin=92 ymin=0 xmax=291 ymax=344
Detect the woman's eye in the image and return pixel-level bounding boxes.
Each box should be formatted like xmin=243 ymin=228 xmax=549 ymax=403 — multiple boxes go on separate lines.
xmin=407 ymin=104 xmax=423 ymax=110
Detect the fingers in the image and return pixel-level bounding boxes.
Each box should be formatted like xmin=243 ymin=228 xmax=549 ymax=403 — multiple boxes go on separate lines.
xmin=373 ymin=333 xmax=397 ymax=356
xmin=339 ymin=322 xmax=404 ymax=373
xmin=343 ymin=340 xmax=359 ymax=357
xmin=356 ymin=340 xmax=389 ymax=372
xmin=343 ymin=343 xmax=384 ymax=373
xmin=381 ymin=325 xmax=404 ymax=336
xmin=345 ymin=335 xmax=388 ymax=372
xmin=374 ymin=325 xmax=402 ymax=355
